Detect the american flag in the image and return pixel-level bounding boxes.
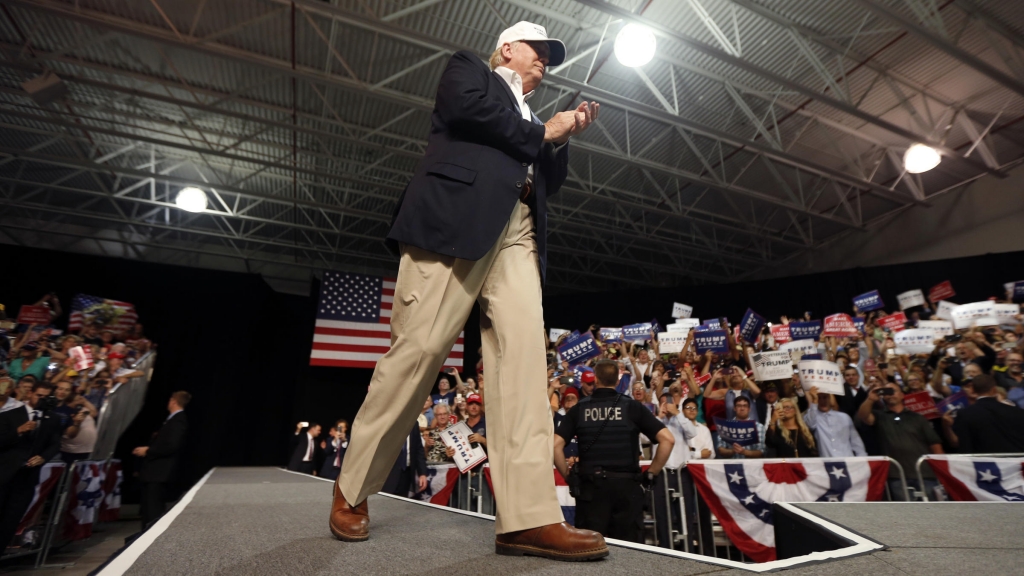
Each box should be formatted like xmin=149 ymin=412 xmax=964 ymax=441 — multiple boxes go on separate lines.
xmin=310 ymin=271 xmax=464 ymax=369
xmin=68 ymin=294 xmax=138 ymax=334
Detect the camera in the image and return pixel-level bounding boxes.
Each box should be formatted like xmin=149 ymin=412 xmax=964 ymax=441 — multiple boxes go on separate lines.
xmin=877 ymin=388 xmax=896 ymax=397
xmin=36 ymin=394 xmax=59 ymax=413
xmin=559 ymin=375 xmax=575 ymax=386
xmin=944 ymin=334 xmax=962 ymax=343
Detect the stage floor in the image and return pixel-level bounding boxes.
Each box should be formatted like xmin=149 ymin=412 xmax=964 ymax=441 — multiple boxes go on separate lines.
xmin=93 ymin=467 xmax=1024 ymax=575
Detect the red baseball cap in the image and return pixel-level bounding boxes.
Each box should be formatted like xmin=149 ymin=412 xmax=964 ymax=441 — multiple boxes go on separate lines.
xmin=466 ymin=393 xmax=482 ymax=405
xmin=580 ymin=371 xmax=596 ymax=384
xmin=108 ymin=352 xmax=126 ymax=359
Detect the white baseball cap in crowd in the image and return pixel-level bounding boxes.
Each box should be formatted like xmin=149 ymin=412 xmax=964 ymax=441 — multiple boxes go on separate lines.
xmin=495 ymin=21 xmax=566 ymax=66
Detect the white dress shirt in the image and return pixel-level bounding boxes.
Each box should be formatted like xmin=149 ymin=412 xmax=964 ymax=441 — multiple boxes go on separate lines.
xmin=656 ymin=413 xmax=699 ymax=469
xmin=303 ymin=432 xmax=314 ymax=462
xmin=493 ymin=66 xmax=538 ymax=182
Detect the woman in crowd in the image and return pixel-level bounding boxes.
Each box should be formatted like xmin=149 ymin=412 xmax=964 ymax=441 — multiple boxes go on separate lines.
xmin=766 ymin=397 xmax=818 ymax=458
xmin=632 ymin=383 xmax=656 ymax=414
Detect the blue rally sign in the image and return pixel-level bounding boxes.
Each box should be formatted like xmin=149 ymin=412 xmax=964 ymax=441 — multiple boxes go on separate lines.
xmin=702 ymin=318 xmax=722 ymax=330
xmin=622 ymin=322 xmax=653 ymax=342
xmin=789 ymin=320 xmax=822 ymax=341
xmin=853 ymin=290 xmax=885 ymax=312
xmin=738 ymin=308 xmax=766 ymax=344
xmin=694 ymin=328 xmax=730 ymax=354
xmin=713 ymin=418 xmax=759 ymax=446
xmin=558 ymin=332 xmax=601 ymax=366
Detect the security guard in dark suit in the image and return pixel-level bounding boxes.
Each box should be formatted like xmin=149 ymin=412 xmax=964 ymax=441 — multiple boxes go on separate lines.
xmin=554 ymin=360 xmax=675 ymax=543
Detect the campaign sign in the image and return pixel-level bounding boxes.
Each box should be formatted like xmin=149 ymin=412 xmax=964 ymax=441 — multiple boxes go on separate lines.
xmin=658 ymin=332 xmax=688 ymax=354
xmin=622 ymin=322 xmax=653 ymax=342
xmin=440 ymin=421 xmax=488 ymax=473
xmin=672 ymin=302 xmax=693 ymax=319
xmin=802 ymin=353 xmax=823 ymax=360
xmin=951 ymin=301 xmax=995 ymax=329
xmin=877 ymin=311 xmax=908 ymax=332
xmin=650 ymin=318 xmax=662 ymax=335
xmin=789 ymin=320 xmax=822 ymax=341
xmin=557 ymin=332 xmax=601 ymax=365
xmin=738 ymin=308 xmax=766 ymax=344
xmin=894 ymin=329 xmax=936 ymax=354
xmin=853 ymin=316 xmax=866 ymax=334
xmin=994 ymin=303 xmax=1021 ymax=323
xmin=713 ymin=418 xmax=759 ymax=446
xmin=1013 ymin=281 xmax=1024 ymax=303
xmin=853 ymin=290 xmax=884 ymax=312
xmin=903 ymin=391 xmax=940 ymax=420
xmin=770 ymin=323 xmax=791 ymax=344
xmin=797 ymin=360 xmax=845 ymax=395
xmin=928 ymin=281 xmax=955 ymax=302
xmin=599 ymin=327 xmax=623 ymax=343
xmin=549 ymin=328 xmax=570 ymax=342
xmin=780 ymin=339 xmax=817 ymax=363
xmin=17 ymin=305 xmax=51 ymax=325
xmin=917 ymin=320 xmax=954 ymax=339
xmin=752 ymin=351 xmax=793 ymax=381
xmin=897 ymin=289 xmax=926 ymax=311
xmin=936 ymin=392 xmax=969 ymax=415
xmin=68 ymin=346 xmax=94 ymax=371
xmin=694 ymin=329 xmax=729 ymax=354
xmin=935 ymin=300 xmax=957 ymax=321
xmin=694 ymin=373 xmax=711 ymax=387
xmin=702 ymin=318 xmax=722 ymax=330
xmin=822 ymin=313 xmax=858 ymax=338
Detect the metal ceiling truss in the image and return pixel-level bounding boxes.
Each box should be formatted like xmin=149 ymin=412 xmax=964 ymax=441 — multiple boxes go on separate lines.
xmin=0 ymin=0 xmax=1020 ymax=292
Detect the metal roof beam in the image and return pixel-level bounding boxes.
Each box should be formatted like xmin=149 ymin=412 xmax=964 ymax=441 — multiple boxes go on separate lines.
xmin=572 ymin=0 xmax=1005 ymax=178
xmin=854 ymin=0 xmax=1024 ymax=99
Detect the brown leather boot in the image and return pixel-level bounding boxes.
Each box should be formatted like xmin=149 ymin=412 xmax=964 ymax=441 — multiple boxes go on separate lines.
xmin=329 ymin=482 xmax=369 ymax=542
xmin=495 ymin=522 xmax=608 ymax=561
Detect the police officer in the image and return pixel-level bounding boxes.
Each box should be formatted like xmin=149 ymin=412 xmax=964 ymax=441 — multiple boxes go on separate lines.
xmin=554 ymin=360 xmax=675 ymax=543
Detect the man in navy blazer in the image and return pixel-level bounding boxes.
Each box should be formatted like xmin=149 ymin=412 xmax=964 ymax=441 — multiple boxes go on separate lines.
xmin=333 ymin=22 xmax=608 ymax=561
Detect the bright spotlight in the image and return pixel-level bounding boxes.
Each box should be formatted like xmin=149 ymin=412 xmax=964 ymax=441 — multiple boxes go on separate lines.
xmin=175 ymin=187 xmax=207 ymax=213
xmin=614 ymin=23 xmax=657 ymax=68
xmin=903 ymin=144 xmax=941 ymax=174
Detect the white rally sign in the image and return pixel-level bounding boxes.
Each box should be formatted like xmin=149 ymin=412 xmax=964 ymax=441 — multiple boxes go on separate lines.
xmin=779 ymin=339 xmax=817 ymax=364
xmin=752 ymin=351 xmax=793 ymax=381
xmin=935 ymin=300 xmax=957 ymax=321
xmin=917 ymin=320 xmax=954 ymax=339
xmin=797 ymin=360 xmax=845 ymax=395
xmin=951 ymin=301 xmax=995 ymax=329
xmin=897 ymin=289 xmax=926 ymax=311
xmin=669 ymin=318 xmax=701 ymax=331
xmin=658 ymin=331 xmax=688 ymax=354
xmin=672 ymin=302 xmax=693 ymax=319
xmin=549 ymin=328 xmax=570 ymax=342
xmin=894 ymin=329 xmax=936 ymax=355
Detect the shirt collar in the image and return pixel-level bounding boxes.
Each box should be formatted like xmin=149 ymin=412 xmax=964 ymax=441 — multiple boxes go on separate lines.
xmin=493 ymin=66 xmax=536 ymax=101
xmin=166 ymin=409 xmax=183 ymax=421
xmin=0 ymin=398 xmax=24 ymax=413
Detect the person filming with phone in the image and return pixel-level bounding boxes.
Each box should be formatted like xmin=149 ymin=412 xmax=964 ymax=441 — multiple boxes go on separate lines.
xmin=857 ymin=381 xmax=943 ymax=499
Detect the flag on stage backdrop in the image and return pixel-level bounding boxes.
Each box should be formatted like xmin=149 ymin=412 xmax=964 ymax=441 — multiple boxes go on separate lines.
xmin=16 ymin=462 xmax=65 ymax=535
xmin=926 ymin=456 xmax=1024 ymax=502
xmin=63 ymin=461 xmax=104 ymax=541
xmin=68 ymin=294 xmax=137 ymax=334
xmin=413 ymin=464 xmax=462 ymax=505
xmin=99 ymin=460 xmax=123 ymax=522
xmin=310 ymin=271 xmax=463 ymax=369
xmin=687 ymin=457 xmax=889 ymax=562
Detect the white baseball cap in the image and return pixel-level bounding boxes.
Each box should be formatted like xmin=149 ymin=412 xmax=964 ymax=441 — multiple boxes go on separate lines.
xmin=495 ymin=21 xmax=566 ymax=66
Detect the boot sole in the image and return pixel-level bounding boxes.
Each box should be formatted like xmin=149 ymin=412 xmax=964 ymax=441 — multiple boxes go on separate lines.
xmin=495 ymin=543 xmax=609 ymax=561
xmin=329 ymin=521 xmax=369 ymax=542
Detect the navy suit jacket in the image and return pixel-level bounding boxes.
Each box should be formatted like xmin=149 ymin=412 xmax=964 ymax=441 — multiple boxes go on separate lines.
xmin=386 ymin=50 xmax=570 ymax=283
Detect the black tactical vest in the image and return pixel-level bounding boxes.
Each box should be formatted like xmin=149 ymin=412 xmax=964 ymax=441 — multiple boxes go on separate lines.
xmin=573 ymin=391 xmax=640 ymax=474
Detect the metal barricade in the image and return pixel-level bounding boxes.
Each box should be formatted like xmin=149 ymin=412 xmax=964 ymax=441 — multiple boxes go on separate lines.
xmin=915 ymin=453 xmax=1024 ymax=502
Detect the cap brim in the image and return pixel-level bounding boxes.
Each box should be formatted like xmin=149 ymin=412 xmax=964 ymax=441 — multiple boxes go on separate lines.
xmin=546 ymin=39 xmax=566 ymax=66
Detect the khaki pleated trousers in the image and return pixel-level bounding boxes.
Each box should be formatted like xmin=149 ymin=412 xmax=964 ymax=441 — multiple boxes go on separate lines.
xmin=337 ymin=201 xmax=563 ymax=534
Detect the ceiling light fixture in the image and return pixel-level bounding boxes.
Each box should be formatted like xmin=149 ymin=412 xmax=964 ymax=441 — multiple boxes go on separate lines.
xmin=175 ymin=187 xmax=208 ymax=213
xmin=614 ymin=23 xmax=657 ymax=68
xmin=903 ymin=144 xmax=941 ymax=174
